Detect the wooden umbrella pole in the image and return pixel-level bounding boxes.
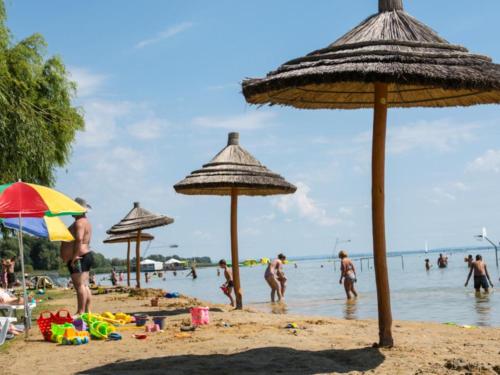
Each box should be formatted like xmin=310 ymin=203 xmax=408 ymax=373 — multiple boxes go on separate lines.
xmin=126 ymin=239 xmax=131 ymax=287
xmin=371 ymin=82 xmax=393 ymax=347
xmin=230 ymin=189 xmax=243 ymax=309
xmin=136 ymin=230 xmax=142 ymax=289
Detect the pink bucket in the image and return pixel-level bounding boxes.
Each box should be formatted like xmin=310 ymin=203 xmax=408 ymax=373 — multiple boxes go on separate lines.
xmin=190 ymin=307 xmax=210 ymax=326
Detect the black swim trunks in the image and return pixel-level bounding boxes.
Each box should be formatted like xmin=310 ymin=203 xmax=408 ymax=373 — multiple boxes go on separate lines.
xmin=474 ymin=275 xmax=489 ymax=290
xmin=7 ymin=273 xmax=15 ymax=285
xmin=227 ymin=280 xmax=234 ymax=288
xmin=67 ymin=252 xmax=94 ymax=274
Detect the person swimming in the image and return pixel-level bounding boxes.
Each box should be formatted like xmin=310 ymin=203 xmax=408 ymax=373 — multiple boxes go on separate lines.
xmin=465 ymin=254 xmax=493 ymax=293
xmin=437 ymin=253 xmax=448 ymax=268
xmin=425 ymin=258 xmax=431 ymax=271
xmin=339 ymin=250 xmax=358 ymax=300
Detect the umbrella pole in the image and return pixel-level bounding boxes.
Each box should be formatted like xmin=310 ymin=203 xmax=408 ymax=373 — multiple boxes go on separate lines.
xmin=371 ymin=82 xmax=393 ymax=347
xmin=230 ymin=189 xmax=243 ymax=309
xmin=17 ymin=214 xmax=30 ymax=339
xmin=127 ymin=239 xmax=131 ymax=287
xmin=136 ymin=230 xmax=142 ymax=288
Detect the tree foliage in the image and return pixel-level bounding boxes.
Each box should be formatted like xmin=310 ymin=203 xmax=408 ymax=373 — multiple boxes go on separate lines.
xmin=0 ymin=1 xmax=84 ymax=186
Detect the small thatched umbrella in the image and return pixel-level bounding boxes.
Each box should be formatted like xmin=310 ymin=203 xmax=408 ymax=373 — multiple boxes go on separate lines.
xmin=107 ymin=202 xmax=174 ymax=288
xmin=174 ymin=132 xmax=296 ymax=309
xmin=242 ymin=0 xmax=500 ymax=347
xmin=103 ymin=232 xmax=154 ymax=287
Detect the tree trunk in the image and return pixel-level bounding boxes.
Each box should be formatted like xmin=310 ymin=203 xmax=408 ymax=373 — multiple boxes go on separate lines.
xmin=371 ymin=82 xmax=394 ymax=347
xmin=135 ymin=230 xmax=142 ymax=289
xmin=127 ymin=239 xmax=131 ymax=287
xmin=230 ymin=189 xmax=243 ymax=309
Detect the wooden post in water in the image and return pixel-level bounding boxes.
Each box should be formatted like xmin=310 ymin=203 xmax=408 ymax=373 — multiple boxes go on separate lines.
xmin=371 ymin=82 xmax=393 ymax=347
xmin=401 ymin=255 xmax=405 ymax=270
xmin=360 ymin=258 xmax=363 ymax=272
xmin=230 ymin=189 xmax=243 ymax=309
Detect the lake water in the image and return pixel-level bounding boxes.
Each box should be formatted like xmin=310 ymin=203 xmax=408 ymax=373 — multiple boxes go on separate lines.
xmin=97 ymin=249 xmax=499 ymax=327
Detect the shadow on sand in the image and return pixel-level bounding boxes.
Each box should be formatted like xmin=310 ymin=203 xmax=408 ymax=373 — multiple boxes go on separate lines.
xmin=77 ymin=346 xmax=384 ymax=375
xmin=127 ymin=306 xmax=225 ymax=318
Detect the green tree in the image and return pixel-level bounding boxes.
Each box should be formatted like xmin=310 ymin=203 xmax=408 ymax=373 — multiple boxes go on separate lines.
xmin=0 ymin=1 xmax=84 ymax=186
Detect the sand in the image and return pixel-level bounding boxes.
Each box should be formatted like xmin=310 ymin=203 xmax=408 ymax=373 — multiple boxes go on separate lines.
xmin=3 ymin=289 xmax=500 ymax=375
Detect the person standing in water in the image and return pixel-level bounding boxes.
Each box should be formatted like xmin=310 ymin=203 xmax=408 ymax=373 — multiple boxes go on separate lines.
xmin=264 ymin=253 xmax=286 ymax=302
xmin=465 ymin=254 xmax=493 ymax=293
xmin=464 ymin=254 xmax=473 ymax=269
xmin=339 ymin=250 xmax=358 ymax=299
xmin=60 ymin=197 xmax=93 ymax=316
xmin=187 ymin=265 xmax=197 ymax=279
xmin=218 ymin=259 xmax=235 ymax=307
xmin=437 ymin=253 xmax=448 ymax=268
xmin=425 ymin=258 xmax=431 ymax=271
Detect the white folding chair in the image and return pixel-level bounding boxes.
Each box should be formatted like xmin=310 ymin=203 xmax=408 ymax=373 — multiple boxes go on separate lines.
xmin=0 ymin=306 xmax=17 ymax=346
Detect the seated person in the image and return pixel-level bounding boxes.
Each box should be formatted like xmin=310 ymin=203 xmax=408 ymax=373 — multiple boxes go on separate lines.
xmin=0 ymin=288 xmax=24 ymax=305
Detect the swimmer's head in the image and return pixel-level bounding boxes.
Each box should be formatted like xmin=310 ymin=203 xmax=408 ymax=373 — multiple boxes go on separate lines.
xmin=475 ymin=254 xmax=482 ymax=261
xmin=278 ymin=253 xmax=286 ymax=261
xmin=218 ymin=259 xmax=227 ymax=267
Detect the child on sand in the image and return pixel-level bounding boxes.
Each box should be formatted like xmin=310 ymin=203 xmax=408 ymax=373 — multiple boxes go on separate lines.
xmin=339 ymin=250 xmax=358 ymax=299
xmin=5 ymin=257 xmax=16 ymax=288
xmin=465 ymin=254 xmax=493 ymax=293
xmin=218 ymin=259 xmax=235 ymax=307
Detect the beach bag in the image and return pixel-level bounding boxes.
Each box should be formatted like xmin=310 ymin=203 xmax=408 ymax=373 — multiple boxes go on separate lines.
xmin=37 ymin=309 xmax=73 ymax=341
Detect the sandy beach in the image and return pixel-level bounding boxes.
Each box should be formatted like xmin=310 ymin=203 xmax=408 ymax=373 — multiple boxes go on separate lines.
xmin=3 ymin=289 xmax=499 ymax=375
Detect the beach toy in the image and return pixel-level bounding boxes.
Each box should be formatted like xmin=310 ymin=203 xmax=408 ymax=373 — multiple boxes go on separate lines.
xmin=190 ymin=306 xmax=210 ymax=326
xmin=115 ymin=312 xmax=134 ymax=324
xmin=61 ymin=326 xmax=90 ymax=345
xmin=152 ymin=316 xmax=167 ymax=330
xmin=134 ymin=314 xmax=148 ymax=327
xmin=108 ymin=332 xmax=122 ymax=341
xmin=37 ymin=311 xmax=56 ymax=341
xmin=53 ymin=309 xmax=73 ymax=324
xmin=285 ymin=323 xmax=298 ymax=329
xmin=133 ymin=334 xmax=147 ymax=340
xmin=73 ymin=318 xmax=87 ymax=332
xmin=90 ymin=321 xmax=116 ymax=340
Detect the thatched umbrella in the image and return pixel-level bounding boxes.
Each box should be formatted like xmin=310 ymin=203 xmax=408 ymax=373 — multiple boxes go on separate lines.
xmin=242 ymin=0 xmax=500 ymax=347
xmin=103 ymin=232 xmax=154 ymax=287
xmin=174 ymin=132 xmax=296 ymax=308
xmin=107 ymin=202 xmax=174 ymax=288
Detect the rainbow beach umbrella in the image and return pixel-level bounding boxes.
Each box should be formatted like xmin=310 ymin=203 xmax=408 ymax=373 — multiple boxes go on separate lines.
xmin=0 ymin=181 xmax=85 ymax=337
xmin=1 ymin=216 xmax=74 ymax=242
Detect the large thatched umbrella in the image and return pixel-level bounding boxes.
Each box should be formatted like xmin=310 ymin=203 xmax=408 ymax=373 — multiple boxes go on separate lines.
xmin=174 ymin=132 xmax=296 ymax=309
xmin=242 ymin=0 xmax=500 ymax=347
xmin=107 ymin=202 xmax=174 ymax=288
xmin=103 ymin=232 xmax=154 ymax=287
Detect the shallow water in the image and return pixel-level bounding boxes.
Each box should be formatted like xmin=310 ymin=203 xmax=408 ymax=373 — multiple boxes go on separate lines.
xmin=97 ymin=250 xmax=499 ymax=327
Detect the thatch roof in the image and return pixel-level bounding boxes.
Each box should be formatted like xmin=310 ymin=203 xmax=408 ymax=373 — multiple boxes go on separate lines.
xmin=174 ymin=132 xmax=296 ymax=196
xmin=103 ymin=232 xmax=154 ymax=244
xmin=242 ymin=0 xmax=500 ymax=109
xmin=107 ymin=202 xmax=174 ymax=234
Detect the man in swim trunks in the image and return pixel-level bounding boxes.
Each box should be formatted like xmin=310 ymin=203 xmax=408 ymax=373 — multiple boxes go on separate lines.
xmin=465 ymin=254 xmax=493 ymax=293
xmin=218 ymin=259 xmax=235 ymax=307
xmin=60 ymin=197 xmax=93 ymax=316
xmin=437 ymin=253 xmax=448 ymax=268
xmin=264 ymin=253 xmax=286 ymax=302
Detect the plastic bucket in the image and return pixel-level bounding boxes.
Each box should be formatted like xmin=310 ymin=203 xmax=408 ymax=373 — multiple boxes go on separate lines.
xmin=152 ymin=316 xmax=167 ymax=330
xmin=134 ymin=314 xmax=148 ymax=327
xmin=190 ymin=307 xmax=209 ymax=326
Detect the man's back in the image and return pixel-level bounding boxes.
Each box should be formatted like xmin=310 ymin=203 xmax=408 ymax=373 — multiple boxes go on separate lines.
xmin=473 ymin=260 xmax=486 ymax=276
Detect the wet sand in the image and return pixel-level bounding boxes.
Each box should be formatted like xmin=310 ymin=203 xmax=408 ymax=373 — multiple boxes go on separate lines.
xmin=4 ymin=289 xmax=500 ymax=375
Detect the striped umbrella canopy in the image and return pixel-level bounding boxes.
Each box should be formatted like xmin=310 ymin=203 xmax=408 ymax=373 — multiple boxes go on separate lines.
xmin=2 ymin=216 xmax=73 ymax=242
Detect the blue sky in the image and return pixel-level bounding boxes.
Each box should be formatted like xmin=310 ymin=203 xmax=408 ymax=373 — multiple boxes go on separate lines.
xmin=6 ymin=1 xmax=500 ymax=260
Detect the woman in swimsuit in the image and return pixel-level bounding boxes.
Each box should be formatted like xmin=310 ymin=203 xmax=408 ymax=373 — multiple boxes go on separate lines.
xmin=264 ymin=254 xmax=286 ymax=302
xmin=339 ymin=250 xmax=358 ymax=300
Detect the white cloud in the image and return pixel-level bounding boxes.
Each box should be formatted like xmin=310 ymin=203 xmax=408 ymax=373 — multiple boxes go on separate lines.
xmin=93 ymin=147 xmax=145 ymax=174
xmin=193 ymin=111 xmax=277 ymax=131
xmin=77 ymin=100 xmax=132 ymax=148
xmin=274 ymin=182 xmax=338 ymax=226
xmin=206 ymin=83 xmax=239 ymax=91
xmin=339 ymin=206 xmax=353 ymax=216
xmin=432 ymin=187 xmax=456 ymax=201
xmin=69 ymin=67 xmax=107 ymax=97
xmin=127 ymin=117 xmax=169 ymax=140
xmin=467 ymin=149 xmax=500 ymax=173
xmin=388 ymin=120 xmax=478 ymax=154
xmin=135 ymin=22 xmax=193 ymax=49
xmin=354 ymin=119 xmax=478 ymax=154
xmin=429 ymin=181 xmax=470 ymax=205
